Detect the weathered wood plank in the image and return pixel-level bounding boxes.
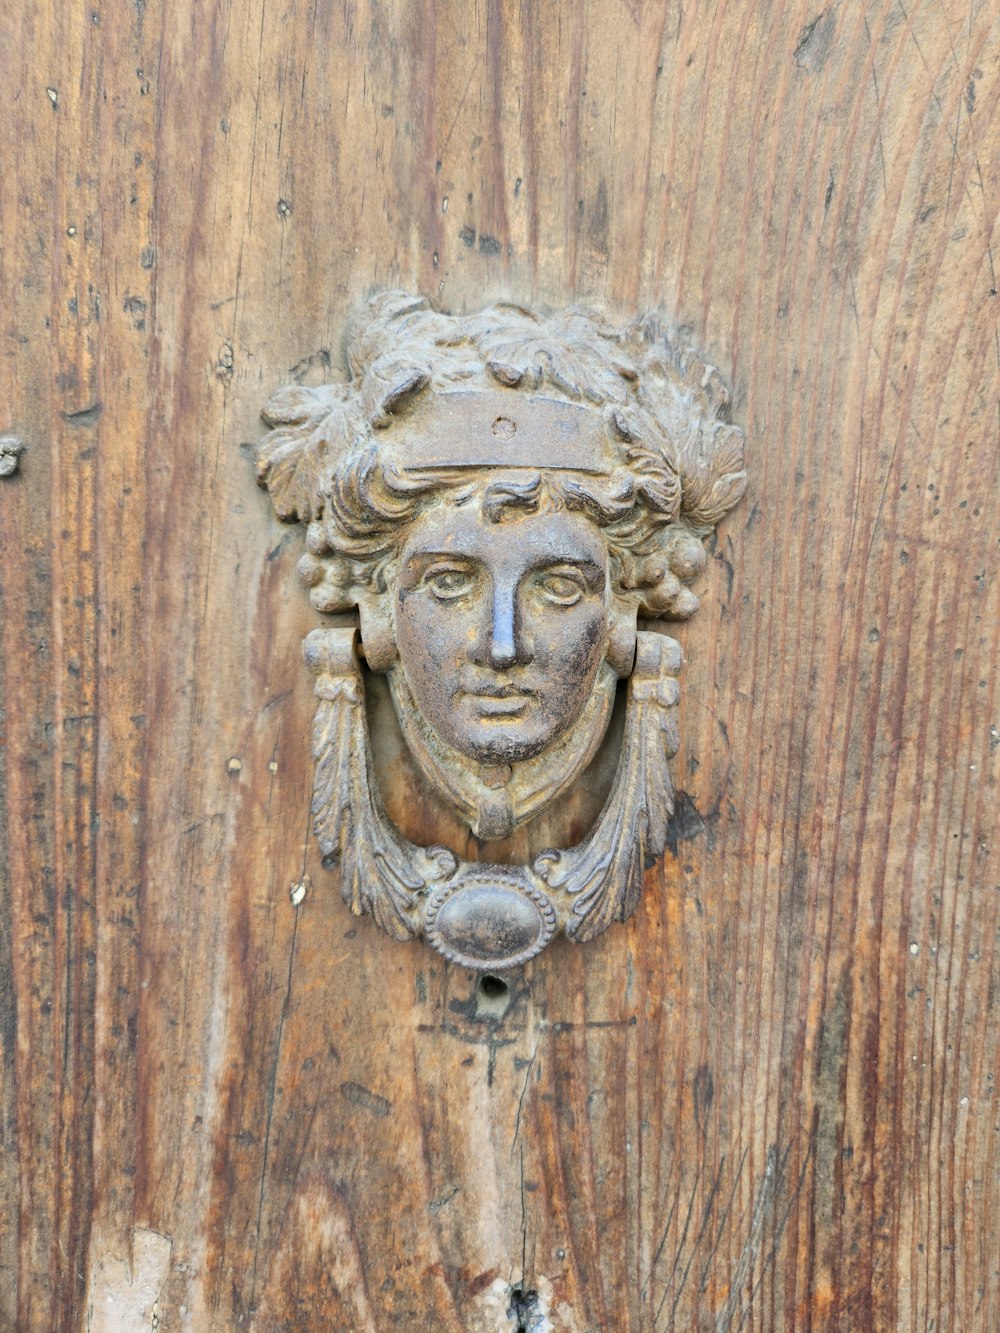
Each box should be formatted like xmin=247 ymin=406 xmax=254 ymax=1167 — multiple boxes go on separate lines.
xmin=1 ymin=0 xmax=997 ymax=1328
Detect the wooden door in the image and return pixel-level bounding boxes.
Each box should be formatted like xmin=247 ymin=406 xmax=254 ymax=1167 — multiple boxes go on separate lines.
xmin=1 ymin=2 xmax=997 ymax=1329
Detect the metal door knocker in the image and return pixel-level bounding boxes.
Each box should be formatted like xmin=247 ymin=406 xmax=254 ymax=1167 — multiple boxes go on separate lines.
xmin=255 ymin=292 xmax=745 ymax=969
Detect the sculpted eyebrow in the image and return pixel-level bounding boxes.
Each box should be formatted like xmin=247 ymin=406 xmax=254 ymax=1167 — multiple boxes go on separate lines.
xmin=399 ymin=551 xmax=479 ymax=586
xmin=530 ymin=557 xmax=605 ymax=585
xmin=404 ymin=550 xmax=477 ymax=568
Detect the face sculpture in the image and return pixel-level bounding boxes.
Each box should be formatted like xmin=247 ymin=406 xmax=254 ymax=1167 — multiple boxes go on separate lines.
xmin=394 ymin=496 xmax=609 ymax=765
xmin=254 ymin=291 xmax=746 ymax=965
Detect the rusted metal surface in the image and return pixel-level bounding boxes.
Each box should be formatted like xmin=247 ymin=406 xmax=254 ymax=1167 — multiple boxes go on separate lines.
xmin=258 ymin=296 xmax=745 ymax=963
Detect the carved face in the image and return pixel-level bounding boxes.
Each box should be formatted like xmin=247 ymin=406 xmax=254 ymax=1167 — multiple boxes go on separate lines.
xmin=393 ymin=493 xmax=610 ymax=765
xmin=256 ymin=293 xmax=746 ymax=960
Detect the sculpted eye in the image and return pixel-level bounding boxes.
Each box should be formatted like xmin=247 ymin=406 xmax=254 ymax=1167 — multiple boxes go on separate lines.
xmin=424 ymin=566 xmax=475 ymax=600
xmin=536 ymin=572 xmax=584 ymax=606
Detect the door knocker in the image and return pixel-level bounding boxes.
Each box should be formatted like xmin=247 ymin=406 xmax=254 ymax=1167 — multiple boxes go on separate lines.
xmin=255 ymin=292 xmax=745 ymax=969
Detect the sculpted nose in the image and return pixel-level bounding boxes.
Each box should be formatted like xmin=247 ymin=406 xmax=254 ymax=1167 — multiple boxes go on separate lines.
xmin=489 ymin=595 xmax=517 ymax=669
xmin=478 ymin=580 xmax=531 ymax=669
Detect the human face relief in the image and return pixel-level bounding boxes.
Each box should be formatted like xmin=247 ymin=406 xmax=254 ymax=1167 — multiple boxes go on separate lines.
xmin=393 ymin=490 xmax=611 ymax=765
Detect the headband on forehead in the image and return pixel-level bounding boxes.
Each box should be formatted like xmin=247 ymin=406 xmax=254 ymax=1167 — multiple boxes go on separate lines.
xmin=255 ymin=293 xmax=747 ymax=555
xmin=380 ymin=390 xmax=618 ymax=476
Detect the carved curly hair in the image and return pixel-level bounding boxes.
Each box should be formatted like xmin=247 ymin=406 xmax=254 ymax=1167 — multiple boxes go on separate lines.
xmin=256 ymin=290 xmax=746 ymax=619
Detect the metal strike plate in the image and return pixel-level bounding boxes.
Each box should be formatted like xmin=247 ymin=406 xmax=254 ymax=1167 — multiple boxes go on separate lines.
xmin=254 ymin=291 xmax=745 ymax=967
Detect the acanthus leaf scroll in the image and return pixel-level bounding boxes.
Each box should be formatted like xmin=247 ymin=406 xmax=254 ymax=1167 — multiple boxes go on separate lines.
xmin=255 ymin=291 xmax=745 ymax=969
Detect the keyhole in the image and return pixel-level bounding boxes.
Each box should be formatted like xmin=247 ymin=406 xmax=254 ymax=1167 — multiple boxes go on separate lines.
xmin=508 ymin=1286 xmax=542 ymax=1332
xmin=475 ymin=973 xmax=511 ymax=1019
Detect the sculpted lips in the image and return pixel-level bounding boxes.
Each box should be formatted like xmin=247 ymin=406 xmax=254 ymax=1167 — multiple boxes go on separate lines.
xmin=461 ymin=678 xmax=535 ymax=717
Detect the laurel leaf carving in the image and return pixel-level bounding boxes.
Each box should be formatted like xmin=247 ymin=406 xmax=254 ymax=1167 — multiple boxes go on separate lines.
xmin=533 ymin=632 xmax=680 ymax=942
xmin=306 ymin=629 xmax=457 ymax=941
xmin=475 ymin=312 xmax=639 ymax=405
xmin=256 ymin=383 xmax=356 ymax=523
xmin=676 ymin=421 xmax=747 ymax=526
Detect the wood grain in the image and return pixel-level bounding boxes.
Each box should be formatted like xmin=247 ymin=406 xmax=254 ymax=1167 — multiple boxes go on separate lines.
xmin=1 ymin=0 xmax=997 ymax=1328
